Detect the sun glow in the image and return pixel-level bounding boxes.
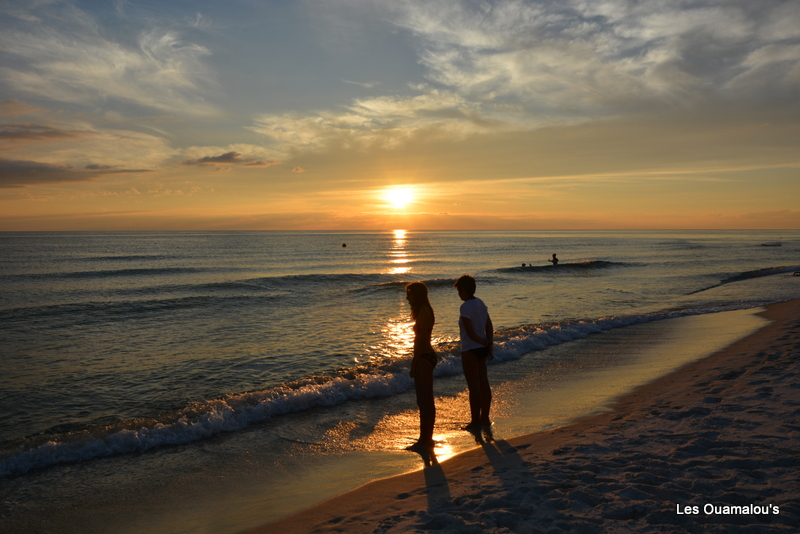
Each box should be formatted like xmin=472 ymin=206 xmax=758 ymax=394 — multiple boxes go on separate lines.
xmin=384 ymin=187 xmax=414 ymax=209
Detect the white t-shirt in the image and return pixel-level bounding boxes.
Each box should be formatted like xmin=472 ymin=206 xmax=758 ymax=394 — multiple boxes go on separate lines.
xmin=459 ymin=297 xmax=489 ymax=352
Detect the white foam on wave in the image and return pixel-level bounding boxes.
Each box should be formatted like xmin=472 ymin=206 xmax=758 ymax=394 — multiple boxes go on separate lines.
xmin=0 ymin=302 xmax=763 ymax=477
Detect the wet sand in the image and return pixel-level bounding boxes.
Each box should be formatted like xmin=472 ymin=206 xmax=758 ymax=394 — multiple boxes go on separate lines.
xmin=248 ymin=299 xmax=800 ymax=533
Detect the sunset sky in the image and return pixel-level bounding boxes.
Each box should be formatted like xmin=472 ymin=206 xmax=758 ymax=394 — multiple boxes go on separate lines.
xmin=1 ymin=0 xmax=798 ymax=230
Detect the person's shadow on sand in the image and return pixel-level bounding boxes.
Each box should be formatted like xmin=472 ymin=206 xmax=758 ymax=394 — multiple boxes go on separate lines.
xmin=479 ymin=435 xmax=542 ymax=497
xmin=408 ymin=447 xmax=451 ymax=511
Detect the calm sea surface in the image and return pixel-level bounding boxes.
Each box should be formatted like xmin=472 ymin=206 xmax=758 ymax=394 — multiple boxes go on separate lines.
xmin=1 ymin=229 xmax=799 ymax=479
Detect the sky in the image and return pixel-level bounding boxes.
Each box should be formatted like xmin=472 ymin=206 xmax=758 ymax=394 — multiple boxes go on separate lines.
xmin=0 ymin=0 xmax=798 ymax=231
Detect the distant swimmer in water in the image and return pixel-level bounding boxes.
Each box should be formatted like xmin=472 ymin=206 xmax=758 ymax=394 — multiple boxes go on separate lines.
xmin=548 ymin=253 xmax=559 ymax=265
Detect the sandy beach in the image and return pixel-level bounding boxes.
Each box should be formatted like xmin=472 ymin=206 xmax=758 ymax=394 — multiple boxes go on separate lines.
xmin=249 ymin=299 xmax=800 ymax=534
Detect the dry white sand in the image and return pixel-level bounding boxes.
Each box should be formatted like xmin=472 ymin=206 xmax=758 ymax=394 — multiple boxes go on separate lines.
xmin=248 ymin=299 xmax=800 ymax=533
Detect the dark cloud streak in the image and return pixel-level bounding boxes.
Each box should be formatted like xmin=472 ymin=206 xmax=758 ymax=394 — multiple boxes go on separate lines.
xmin=183 ymin=151 xmax=281 ymax=168
xmin=0 ymin=158 xmax=150 ymax=188
xmin=0 ymin=122 xmax=88 ymax=142
xmin=193 ymin=151 xmax=241 ymax=164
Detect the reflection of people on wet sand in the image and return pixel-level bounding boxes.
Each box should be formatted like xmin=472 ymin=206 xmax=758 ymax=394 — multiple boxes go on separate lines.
xmin=454 ymin=275 xmax=494 ymax=430
xmin=405 ymin=282 xmax=437 ymax=451
xmin=548 ymin=253 xmax=559 ymax=265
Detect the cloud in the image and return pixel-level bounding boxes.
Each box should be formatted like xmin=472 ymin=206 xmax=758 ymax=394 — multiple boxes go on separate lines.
xmin=182 ymin=150 xmax=281 ymax=168
xmin=341 ymin=79 xmax=381 ymax=89
xmin=187 ymin=151 xmax=242 ymax=165
xmin=0 ymin=4 xmax=217 ymax=115
xmin=391 ymin=0 xmax=800 ymax=107
xmin=0 ymin=123 xmax=177 ymax=170
xmin=250 ymin=88 xmax=512 ymax=154
xmin=0 ymin=122 xmax=86 ymax=142
xmin=0 ymin=158 xmax=150 ymax=188
xmin=245 ymin=0 xmax=800 ymax=157
xmin=0 ymin=99 xmax=45 ymax=117
xmin=0 ymin=106 xmax=179 ymax=181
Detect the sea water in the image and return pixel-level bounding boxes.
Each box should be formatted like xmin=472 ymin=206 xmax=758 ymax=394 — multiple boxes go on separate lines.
xmin=1 ymin=230 xmax=799 ymax=531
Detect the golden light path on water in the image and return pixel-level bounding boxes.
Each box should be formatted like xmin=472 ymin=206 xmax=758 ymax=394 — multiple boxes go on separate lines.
xmin=323 ymin=394 xmax=463 ymax=463
xmin=338 ymin=227 xmax=469 ymax=462
xmin=380 ymin=314 xmax=415 ymax=360
xmin=387 ymin=229 xmax=410 ymax=275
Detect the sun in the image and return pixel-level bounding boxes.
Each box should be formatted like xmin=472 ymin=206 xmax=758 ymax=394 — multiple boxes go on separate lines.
xmin=384 ymin=187 xmax=414 ymax=209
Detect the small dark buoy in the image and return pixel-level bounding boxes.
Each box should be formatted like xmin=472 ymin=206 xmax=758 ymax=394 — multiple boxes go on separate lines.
xmin=342 ymin=243 xmax=347 ymax=247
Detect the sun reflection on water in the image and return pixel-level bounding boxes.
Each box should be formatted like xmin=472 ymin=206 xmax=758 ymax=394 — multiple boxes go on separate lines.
xmin=430 ymin=438 xmax=457 ymax=462
xmin=387 ymin=229 xmax=411 ymax=275
xmin=381 ymin=314 xmax=415 ymax=358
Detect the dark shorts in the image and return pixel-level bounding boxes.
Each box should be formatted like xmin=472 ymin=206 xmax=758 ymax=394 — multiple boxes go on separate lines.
xmin=464 ymin=346 xmax=490 ymax=359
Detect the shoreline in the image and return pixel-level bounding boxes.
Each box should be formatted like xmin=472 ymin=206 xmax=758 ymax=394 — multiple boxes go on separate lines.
xmin=1 ymin=305 xmax=776 ymax=534
xmin=248 ymin=299 xmax=800 ymax=533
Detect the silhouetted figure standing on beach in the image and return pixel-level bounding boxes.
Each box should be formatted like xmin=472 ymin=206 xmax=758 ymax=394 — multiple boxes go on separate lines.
xmin=406 ymin=282 xmax=437 ymax=450
xmin=454 ymin=275 xmax=494 ymax=430
xmin=548 ymin=253 xmax=559 ymax=265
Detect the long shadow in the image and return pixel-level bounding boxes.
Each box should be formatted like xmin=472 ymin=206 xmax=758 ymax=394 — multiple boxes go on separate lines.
xmin=408 ymin=446 xmax=452 ymax=511
xmin=466 ymin=426 xmax=541 ymax=494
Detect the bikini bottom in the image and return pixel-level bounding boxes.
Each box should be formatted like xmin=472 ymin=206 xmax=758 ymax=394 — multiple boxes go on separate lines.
xmin=417 ymin=351 xmax=438 ymax=367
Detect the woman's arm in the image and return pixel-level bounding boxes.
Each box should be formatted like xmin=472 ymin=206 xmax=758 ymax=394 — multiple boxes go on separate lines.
xmin=411 ymin=306 xmax=434 ymax=377
xmin=413 ymin=306 xmax=434 ymax=353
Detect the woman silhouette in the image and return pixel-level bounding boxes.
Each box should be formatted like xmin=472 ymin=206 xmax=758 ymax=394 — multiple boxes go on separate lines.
xmin=405 ymin=282 xmax=437 ymax=450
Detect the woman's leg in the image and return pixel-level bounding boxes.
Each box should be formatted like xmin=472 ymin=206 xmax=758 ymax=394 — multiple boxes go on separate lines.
xmin=414 ymin=358 xmax=436 ymax=445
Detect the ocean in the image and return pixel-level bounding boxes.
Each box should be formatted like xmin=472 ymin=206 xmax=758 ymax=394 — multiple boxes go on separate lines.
xmin=1 ymin=230 xmax=799 ymax=533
